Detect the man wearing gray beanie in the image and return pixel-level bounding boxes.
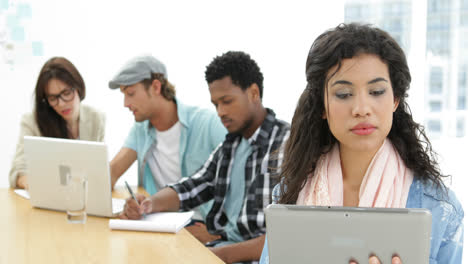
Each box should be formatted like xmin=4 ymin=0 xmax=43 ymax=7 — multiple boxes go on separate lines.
xmin=108 ymin=55 xmax=226 ymax=237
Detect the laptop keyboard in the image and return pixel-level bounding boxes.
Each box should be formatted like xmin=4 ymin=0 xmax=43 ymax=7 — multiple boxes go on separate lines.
xmin=112 ymin=198 xmax=126 ymax=214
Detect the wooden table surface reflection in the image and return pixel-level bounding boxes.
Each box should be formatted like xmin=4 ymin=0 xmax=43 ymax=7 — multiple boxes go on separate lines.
xmin=0 ymin=187 xmax=224 ymax=264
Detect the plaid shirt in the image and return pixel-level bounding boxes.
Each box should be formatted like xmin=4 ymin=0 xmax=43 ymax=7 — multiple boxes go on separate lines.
xmin=169 ymin=109 xmax=290 ymax=241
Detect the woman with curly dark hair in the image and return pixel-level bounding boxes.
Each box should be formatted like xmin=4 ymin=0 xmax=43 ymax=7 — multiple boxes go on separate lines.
xmin=9 ymin=57 xmax=106 ymax=189
xmin=260 ymin=23 xmax=463 ymax=263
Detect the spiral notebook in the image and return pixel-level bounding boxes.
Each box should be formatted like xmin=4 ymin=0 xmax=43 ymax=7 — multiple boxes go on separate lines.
xmin=109 ymin=211 xmax=194 ymax=233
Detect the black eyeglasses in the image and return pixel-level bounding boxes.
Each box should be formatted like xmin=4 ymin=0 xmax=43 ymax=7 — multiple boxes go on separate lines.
xmin=43 ymin=87 xmax=76 ymax=107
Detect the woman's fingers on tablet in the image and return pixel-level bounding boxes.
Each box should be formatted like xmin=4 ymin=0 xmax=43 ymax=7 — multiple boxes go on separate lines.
xmin=349 ymin=255 xmax=401 ymax=264
xmin=391 ymin=255 xmax=402 ymax=264
xmin=369 ymin=255 xmax=381 ymax=264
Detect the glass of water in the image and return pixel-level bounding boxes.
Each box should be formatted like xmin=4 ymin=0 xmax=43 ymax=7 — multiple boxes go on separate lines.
xmin=65 ymin=172 xmax=88 ymax=224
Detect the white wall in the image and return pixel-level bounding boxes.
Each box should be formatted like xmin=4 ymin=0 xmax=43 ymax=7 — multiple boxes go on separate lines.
xmin=1 ymin=0 xmax=344 ymax=187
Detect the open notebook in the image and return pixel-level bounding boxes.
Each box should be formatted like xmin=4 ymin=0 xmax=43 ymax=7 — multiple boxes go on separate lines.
xmin=109 ymin=211 xmax=194 ymax=233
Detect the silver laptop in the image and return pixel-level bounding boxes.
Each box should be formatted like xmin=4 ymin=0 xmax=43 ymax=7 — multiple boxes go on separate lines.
xmin=24 ymin=136 xmax=124 ymax=217
xmin=265 ymin=204 xmax=432 ymax=264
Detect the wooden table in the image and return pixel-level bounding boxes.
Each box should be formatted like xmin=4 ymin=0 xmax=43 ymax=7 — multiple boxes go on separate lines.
xmin=0 ymin=188 xmax=224 ymax=264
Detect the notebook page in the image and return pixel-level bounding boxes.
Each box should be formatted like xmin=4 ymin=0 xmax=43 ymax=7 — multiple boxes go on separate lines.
xmin=109 ymin=211 xmax=194 ymax=233
xmin=14 ymin=189 xmax=30 ymax=199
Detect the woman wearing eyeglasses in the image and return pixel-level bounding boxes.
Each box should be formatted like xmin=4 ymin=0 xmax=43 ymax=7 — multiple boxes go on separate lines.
xmin=9 ymin=57 xmax=105 ymax=189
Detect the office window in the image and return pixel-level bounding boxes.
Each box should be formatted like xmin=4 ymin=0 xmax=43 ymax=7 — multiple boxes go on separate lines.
xmin=459 ymin=67 xmax=467 ymax=89
xmin=462 ymin=0 xmax=468 ymax=9
xmin=457 ymin=118 xmax=465 ymax=137
xmin=427 ymin=120 xmax=442 ymax=133
xmin=344 ymin=5 xmax=361 ymax=21
xmin=426 ymin=4 xmax=451 ymax=56
xmin=462 ymin=33 xmax=468 ymax=56
xmin=383 ymin=18 xmax=403 ymax=31
xmin=459 ymin=68 xmax=467 ymax=110
xmin=427 ymin=15 xmax=451 ymax=31
xmin=392 ymin=34 xmax=403 ymax=46
xmin=383 ymin=2 xmax=400 ymax=16
xmin=462 ymin=12 xmax=468 ymax=25
xmin=428 ymin=0 xmax=452 ymax=13
xmin=427 ymin=31 xmax=450 ymax=55
xmin=429 ymin=101 xmax=442 ymax=112
xmin=398 ymin=1 xmax=411 ymax=15
xmin=429 ymin=67 xmax=443 ymax=94
xmin=457 ymin=97 xmax=466 ymax=110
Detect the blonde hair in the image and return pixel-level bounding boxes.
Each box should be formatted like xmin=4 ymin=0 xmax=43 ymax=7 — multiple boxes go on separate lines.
xmin=142 ymin=73 xmax=176 ymax=101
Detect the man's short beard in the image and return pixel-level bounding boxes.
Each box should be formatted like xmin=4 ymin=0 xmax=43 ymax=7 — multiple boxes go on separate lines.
xmin=232 ymin=116 xmax=254 ymax=136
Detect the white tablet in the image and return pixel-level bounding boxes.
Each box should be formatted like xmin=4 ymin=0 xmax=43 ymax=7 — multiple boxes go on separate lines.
xmin=265 ymin=204 xmax=432 ymax=264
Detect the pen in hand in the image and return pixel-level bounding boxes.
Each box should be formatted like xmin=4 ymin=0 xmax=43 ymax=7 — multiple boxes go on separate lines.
xmin=124 ymin=181 xmax=146 ymax=218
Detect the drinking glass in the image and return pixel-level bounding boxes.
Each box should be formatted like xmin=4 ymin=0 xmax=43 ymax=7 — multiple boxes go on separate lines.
xmin=64 ymin=172 xmax=88 ymax=224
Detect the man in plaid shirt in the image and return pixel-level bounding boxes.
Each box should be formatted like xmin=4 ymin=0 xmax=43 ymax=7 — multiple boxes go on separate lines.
xmin=121 ymin=51 xmax=290 ymax=263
